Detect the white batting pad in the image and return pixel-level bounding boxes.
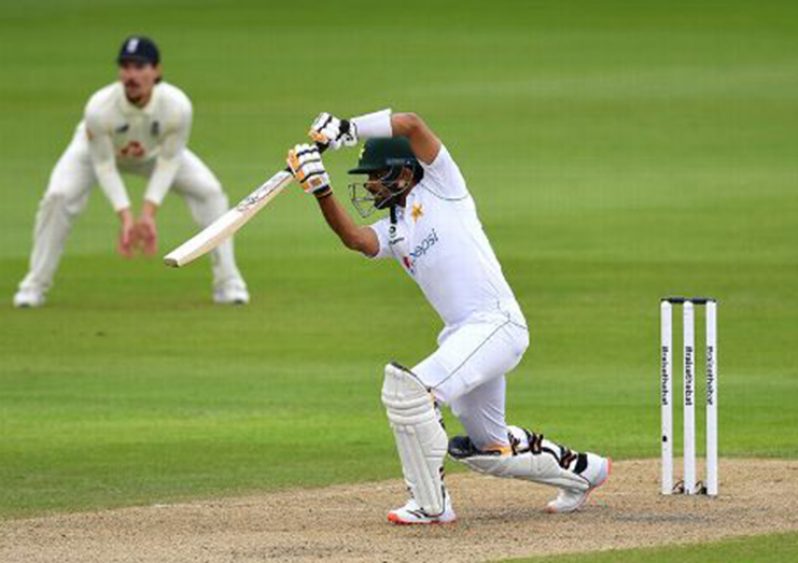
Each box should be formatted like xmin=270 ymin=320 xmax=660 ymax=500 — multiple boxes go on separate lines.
xmin=381 ymin=363 xmax=448 ymax=516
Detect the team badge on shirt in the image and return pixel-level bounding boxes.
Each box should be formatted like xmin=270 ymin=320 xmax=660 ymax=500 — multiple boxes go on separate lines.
xmin=411 ymin=202 xmax=424 ymax=222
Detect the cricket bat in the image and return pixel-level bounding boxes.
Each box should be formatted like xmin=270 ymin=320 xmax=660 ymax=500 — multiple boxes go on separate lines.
xmin=163 ymin=144 xmax=326 ymax=268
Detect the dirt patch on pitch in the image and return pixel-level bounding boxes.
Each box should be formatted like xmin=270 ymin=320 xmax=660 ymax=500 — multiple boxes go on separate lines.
xmin=2 ymin=459 xmax=797 ymax=562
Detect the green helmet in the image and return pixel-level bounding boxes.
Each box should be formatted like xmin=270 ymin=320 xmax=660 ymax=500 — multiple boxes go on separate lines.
xmin=347 ymin=137 xmax=422 ymax=218
xmin=348 ymin=137 xmax=418 ymax=175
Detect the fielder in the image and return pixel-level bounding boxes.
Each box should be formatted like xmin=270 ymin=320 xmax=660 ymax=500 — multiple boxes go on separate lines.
xmin=13 ymin=36 xmax=249 ymax=307
xmin=286 ymin=110 xmax=611 ymax=524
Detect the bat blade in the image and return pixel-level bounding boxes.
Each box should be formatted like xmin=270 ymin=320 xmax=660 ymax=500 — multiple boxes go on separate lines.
xmin=164 ymin=169 xmax=293 ymax=268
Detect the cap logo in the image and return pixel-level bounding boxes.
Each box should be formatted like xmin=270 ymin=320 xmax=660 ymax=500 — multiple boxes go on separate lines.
xmin=126 ymin=38 xmax=140 ymax=53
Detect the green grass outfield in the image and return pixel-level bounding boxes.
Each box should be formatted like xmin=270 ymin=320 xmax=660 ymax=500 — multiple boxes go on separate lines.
xmin=1 ymin=0 xmax=797 ymax=558
xmin=518 ymin=531 xmax=798 ymax=563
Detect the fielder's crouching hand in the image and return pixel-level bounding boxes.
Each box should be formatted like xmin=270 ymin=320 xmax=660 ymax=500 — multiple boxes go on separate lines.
xmin=134 ymin=215 xmax=158 ymax=256
xmin=286 ymin=144 xmax=332 ymax=198
xmin=116 ymin=208 xmax=136 ymax=258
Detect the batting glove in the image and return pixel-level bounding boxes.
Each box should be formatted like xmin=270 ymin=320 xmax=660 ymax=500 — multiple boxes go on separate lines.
xmin=286 ymin=144 xmax=331 ymax=196
xmin=308 ymin=112 xmax=357 ymax=150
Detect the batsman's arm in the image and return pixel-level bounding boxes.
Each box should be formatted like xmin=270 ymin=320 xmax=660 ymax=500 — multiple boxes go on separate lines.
xmin=287 ymin=143 xmax=379 ymax=257
xmin=389 ymin=113 xmax=442 ymax=165
xmin=311 ymin=109 xmax=441 ymax=164
xmin=315 ymin=193 xmax=379 ymax=257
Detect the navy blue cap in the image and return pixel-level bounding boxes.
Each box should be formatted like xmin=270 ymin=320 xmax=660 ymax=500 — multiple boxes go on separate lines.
xmin=117 ymin=36 xmax=160 ymax=65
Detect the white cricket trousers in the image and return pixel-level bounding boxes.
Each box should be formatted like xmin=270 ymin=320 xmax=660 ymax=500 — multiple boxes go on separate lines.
xmin=413 ymin=313 xmax=530 ymax=451
xmin=17 ymin=126 xmax=243 ymax=294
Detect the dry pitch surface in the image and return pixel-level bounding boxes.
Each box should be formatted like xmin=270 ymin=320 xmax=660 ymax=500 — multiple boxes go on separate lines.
xmin=2 ymin=459 xmax=797 ymax=562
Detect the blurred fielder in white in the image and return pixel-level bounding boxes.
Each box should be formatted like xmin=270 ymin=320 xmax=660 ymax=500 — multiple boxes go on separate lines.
xmin=286 ymin=110 xmax=611 ymax=524
xmin=13 ymin=36 xmax=248 ymax=307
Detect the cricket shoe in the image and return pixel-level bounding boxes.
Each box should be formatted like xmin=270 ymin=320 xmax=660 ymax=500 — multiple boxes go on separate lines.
xmin=13 ymin=288 xmax=46 ymax=308
xmin=545 ymin=454 xmax=611 ymax=514
xmin=387 ymin=494 xmax=457 ymax=525
xmin=213 ymin=279 xmax=250 ymax=305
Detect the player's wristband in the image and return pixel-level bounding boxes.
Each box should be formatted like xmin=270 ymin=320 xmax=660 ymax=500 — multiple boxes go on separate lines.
xmin=351 ymin=109 xmax=392 ymax=139
xmin=314 ymin=187 xmax=333 ymax=200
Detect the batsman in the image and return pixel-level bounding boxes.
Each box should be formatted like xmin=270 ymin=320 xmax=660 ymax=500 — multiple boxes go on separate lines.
xmin=287 ymin=110 xmax=611 ymax=524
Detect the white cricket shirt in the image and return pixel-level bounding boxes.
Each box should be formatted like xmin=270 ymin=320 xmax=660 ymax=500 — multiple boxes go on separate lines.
xmin=369 ymin=145 xmax=525 ymax=329
xmin=82 ymin=81 xmax=192 ymax=210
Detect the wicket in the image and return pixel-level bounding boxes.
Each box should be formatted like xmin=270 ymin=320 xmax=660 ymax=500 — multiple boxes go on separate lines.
xmin=660 ymin=296 xmax=718 ymax=496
